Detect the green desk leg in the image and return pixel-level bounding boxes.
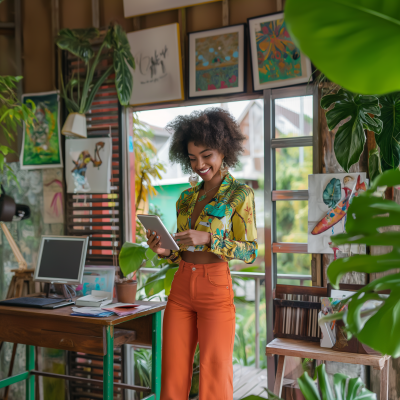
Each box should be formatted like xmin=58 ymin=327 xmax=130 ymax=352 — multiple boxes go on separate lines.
xmin=26 ymin=345 xmax=35 ymax=400
xmin=103 ymin=326 xmax=114 ymax=400
xmin=152 ymin=311 xmax=162 ymax=400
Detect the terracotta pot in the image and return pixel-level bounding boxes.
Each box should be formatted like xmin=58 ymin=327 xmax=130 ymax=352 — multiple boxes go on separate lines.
xmin=115 ymin=280 xmax=137 ymax=303
xmin=62 ymin=112 xmax=87 ymax=138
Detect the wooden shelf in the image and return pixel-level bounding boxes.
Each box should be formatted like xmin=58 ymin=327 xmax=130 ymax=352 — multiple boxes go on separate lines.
xmin=266 ymin=338 xmax=389 ymax=370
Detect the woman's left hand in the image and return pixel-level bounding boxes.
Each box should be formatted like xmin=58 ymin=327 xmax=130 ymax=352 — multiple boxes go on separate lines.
xmin=174 ymin=230 xmax=211 ymax=247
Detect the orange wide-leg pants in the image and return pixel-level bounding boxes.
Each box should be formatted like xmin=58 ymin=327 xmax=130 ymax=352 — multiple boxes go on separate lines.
xmin=160 ymin=260 xmax=236 ymax=400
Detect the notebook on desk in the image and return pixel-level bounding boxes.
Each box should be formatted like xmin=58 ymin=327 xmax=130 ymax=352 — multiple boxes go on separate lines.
xmin=0 ymin=297 xmax=69 ymax=309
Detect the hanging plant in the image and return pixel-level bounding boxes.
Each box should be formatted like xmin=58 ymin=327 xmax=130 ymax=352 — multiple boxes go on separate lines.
xmin=56 ymin=23 xmax=135 ymax=137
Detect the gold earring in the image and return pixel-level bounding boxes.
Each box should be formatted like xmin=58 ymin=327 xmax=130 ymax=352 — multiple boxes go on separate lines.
xmin=189 ymin=170 xmax=199 ymax=187
xmin=220 ymin=160 xmax=228 ymax=179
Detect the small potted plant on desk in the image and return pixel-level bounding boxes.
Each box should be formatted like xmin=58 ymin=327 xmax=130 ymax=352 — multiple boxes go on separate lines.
xmin=118 ymin=241 xmax=179 ymax=303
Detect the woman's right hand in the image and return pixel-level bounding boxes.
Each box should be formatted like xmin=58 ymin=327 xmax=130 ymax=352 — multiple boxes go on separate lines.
xmin=146 ymin=230 xmax=171 ymax=257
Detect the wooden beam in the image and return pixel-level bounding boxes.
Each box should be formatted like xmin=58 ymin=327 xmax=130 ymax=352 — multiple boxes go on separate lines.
xmin=92 ymin=0 xmax=100 ymax=29
xmin=222 ymin=0 xmax=229 ymax=26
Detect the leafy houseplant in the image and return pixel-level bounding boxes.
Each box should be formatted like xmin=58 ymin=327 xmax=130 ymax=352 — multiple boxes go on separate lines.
xmin=118 ymin=242 xmax=179 ymax=299
xmin=0 ymin=75 xmax=36 ymax=184
xmin=56 ymin=24 xmax=135 ymax=138
xmin=245 ymin=364 xmax=376 ymax=400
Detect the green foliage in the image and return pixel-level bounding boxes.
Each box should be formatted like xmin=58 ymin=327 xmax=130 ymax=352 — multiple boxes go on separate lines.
xmin=376 ymin=93 xmax=400 ymax=170
xmin=248 ymin=365 xmax=376 ymax=400
xmin=320 ymin=89 xmax=382 ymax=172
xmin=133 ymin=114 xmax=165 ymax=211
xmin=118 ymin=242 xmax=147 ymax=276
xmin=321 ymin=169 xmax=400 ymax=356
xmin=0 ymin=75 xmax=36 ymax=185
xmin=284 ymin=0 xmax=400 ymax=96
xmin=56 ymin=23 xmax=135 ymax=114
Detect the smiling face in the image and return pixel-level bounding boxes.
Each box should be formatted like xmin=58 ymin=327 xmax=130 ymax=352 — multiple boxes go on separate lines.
xmin=188 ymin=141 xmax=224 ymax=182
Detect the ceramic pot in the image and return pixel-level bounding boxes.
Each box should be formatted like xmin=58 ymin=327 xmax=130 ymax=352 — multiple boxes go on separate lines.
xmin=62 ymin=112 xmax=87 ymax=138
xmin=115 ymin=280 xmax=137 ymax=303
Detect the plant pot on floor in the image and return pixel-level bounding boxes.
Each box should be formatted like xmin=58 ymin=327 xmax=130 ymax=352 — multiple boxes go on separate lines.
xmin=62 ymin=112 xmax=87 ymax=138
xmin=115 ymin=280 xmax=137 ymax=303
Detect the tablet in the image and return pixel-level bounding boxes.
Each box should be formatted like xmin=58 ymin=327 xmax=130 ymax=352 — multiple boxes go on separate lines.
xmin=137 ymin=214 xmax=179 ymax=251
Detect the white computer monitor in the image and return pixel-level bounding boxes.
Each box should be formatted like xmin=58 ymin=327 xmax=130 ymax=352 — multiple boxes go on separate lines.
xmin=33 ymin=235 xmax=89 ymax=285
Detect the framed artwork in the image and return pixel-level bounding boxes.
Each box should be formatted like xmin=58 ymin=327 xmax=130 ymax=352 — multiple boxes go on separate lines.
xmin=123 ymin=0 xmax=221 ymax=18
xmin=308 ymin=173 xmax=367 ymax=254
xmin=20 ymin=91 xmax=63 ymax=170
xmin=188 ymin=24 xmax=246 ymax=98
xmin=65 ymin=137 xmax=112 ymax=194
xmin=248 ymin=12 xmax=312 ymax=91
xmin=127 ymin=23 xmax=184 ymax=106
xmin=75 ymin=266 xmax=115 ymax=297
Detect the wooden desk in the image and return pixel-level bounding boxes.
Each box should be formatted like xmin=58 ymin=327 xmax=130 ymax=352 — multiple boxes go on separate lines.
xmin=266 ymin=338 xmax=390 ymax=400
xmin=0 ymin=300 xmax=166 ymax=400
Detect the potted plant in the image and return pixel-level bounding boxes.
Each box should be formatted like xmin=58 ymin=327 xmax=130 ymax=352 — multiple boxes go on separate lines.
xmin=118 ymin=241 xmax=179 ymax=303
xmin=56 ymin=23 xmax=135 ymax=138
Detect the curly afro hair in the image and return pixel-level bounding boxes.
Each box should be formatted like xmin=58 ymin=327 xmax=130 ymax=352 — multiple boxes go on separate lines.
xmin=167 ymin=107 xmax=246 ymax=173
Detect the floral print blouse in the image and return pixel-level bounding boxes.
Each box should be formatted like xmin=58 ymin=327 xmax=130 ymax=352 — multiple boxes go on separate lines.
xmin=161 ymin=173 xmax=258 ymax=264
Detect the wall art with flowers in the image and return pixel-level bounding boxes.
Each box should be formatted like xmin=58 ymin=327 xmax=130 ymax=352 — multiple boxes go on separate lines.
xmin=248 ymin=12 xmax=312 ymax=91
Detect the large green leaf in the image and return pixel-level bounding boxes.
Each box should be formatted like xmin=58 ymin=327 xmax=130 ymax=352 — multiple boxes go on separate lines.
xmin=118 ymin=242 xmax=147 ymax=276
xmin=320 ymin=89 xmax=382 ymax=172
xmin=298 ymin=369 xmax=321 ymax=400
xmin=56 ymin=28 xmax=99 ymax=63
xmin=285 ymin=0 xmax=400 ymax=95
xmin=324 ymin=169 xmax=400 ymax=356
xmin=376 ymin=93 xmax=400 ymax=170
xmin=109 ymin=24 xmax=135 ymax=106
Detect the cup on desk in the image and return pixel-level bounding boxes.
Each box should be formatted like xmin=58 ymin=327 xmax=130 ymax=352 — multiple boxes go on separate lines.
xmin=115 ymin=280 xmax=137 ymax=303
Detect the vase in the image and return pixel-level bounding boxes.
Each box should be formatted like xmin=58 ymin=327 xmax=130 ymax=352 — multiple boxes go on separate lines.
xmin=115 ymin=280 xmax=137 ymax=303
xmin=62 ymin=112 xmax=87 ymax=138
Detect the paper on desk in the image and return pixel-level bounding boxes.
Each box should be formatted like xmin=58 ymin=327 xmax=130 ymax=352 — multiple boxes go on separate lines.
xmin=102 ymin=304 xmax=149 ymax=316
xmin=72 ymin=307 xmax=105 ymax=315
xmin=102 ymin=302 xmax=139 ymax=309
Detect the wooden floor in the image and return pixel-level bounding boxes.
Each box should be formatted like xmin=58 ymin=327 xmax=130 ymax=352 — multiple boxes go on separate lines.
xmin=233 ymin=365 xmax=268 ymax=399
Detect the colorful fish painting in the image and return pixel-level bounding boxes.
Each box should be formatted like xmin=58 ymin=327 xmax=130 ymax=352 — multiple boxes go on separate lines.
xmin=312 ymin=175 xmax=366 ymax=235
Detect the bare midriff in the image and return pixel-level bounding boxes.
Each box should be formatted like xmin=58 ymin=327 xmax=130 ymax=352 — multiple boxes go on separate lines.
xmin=181 ymin=250 xmax=222 ymax=264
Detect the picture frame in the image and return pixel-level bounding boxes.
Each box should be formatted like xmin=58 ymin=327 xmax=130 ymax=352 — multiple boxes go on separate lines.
xmin=65 ymin=137 xmax=112 ymax=194
xmin=20 ymin=91 xmax=63 ymax=170
xmin=75 ymin=266 xmax=116 ymax=297
xmin=188 ymin=24 xmax=246 ymax=99
xmin=123 ymin=0 xmax=221 ymax=18
xmin=248 ymin=12 xmax=312 ymax=91
xmin=127 ymin=23 xmax=184 ymax=106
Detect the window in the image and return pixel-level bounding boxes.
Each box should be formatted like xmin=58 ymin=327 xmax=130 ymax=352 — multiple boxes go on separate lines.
xmin=264 ymin=85 xmax=318 ymax=381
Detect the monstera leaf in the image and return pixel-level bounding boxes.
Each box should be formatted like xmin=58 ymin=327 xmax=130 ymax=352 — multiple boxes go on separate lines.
xmin=376 ymin=92 xmax=400 ymax=170
xmin=322 ymin=169 xmax=400 ymax=357
xmin=285 ymin=0 xmax=400 ymax=95
xmin=323 ymin=178 xmax=341 ymax=208
xmin=56 ymin=28 xmax=99 ymax=64
xmin=320 ymin=89 xmax=382 ymax=172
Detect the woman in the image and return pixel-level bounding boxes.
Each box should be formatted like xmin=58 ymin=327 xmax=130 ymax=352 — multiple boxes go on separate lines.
xmin=146 ymin=108 xmax=258 ymax=400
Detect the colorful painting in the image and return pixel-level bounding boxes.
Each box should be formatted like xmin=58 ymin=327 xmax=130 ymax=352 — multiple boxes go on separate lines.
xmin=43 ymin=169 xmax=64 ymax=224
xmin=65 ymin=137 xmax=112 ymax=193
xmin=20 ymin=91 xmax=63 ymax=170
xmin=189 ymin=25 xmax=245 ymax=98
xmin=308 ymin=173 xmax=367 ymax=254
xmin=248 ymin=13 xmax=312 ymax=91
xmin=127 ymin=23 xmax=184 ymax=106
